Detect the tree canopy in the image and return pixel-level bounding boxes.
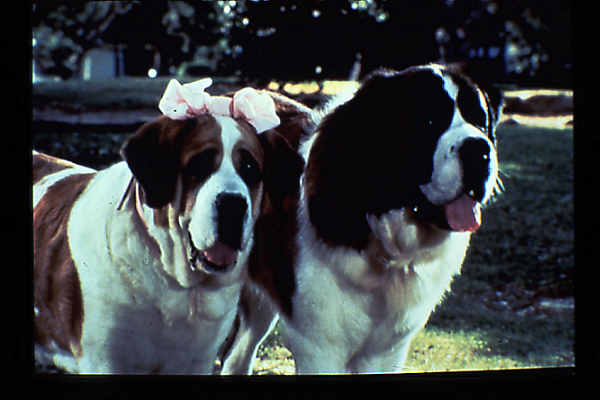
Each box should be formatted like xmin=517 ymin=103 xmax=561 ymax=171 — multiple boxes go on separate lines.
xmin=32 ymin=1 xmax=572 ymax=87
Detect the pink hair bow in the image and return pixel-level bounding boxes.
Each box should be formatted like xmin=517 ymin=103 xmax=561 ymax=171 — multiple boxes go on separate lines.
xmin=158 ymin=78 xmax=280 ymax=134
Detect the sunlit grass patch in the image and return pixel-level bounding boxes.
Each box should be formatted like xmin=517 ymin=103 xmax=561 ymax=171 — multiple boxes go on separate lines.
xmin=423 ymin=294 xmax=575 ymax=372
xmin=405 ymin=320 xmax=574 ymax=373
xmin=254 ymin=344 xmax=296 ymax=375
xmin=405 ymin=328 xmax=526 ymax=372
xmin=428 ymin=290 xmax=574 ymax=369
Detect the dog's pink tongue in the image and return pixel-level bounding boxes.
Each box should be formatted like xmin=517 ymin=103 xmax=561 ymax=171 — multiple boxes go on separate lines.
xmin=444 ymin=194 xmax=481 ymax=232
xmin=203 ymin=243 xmax=238 ymax=266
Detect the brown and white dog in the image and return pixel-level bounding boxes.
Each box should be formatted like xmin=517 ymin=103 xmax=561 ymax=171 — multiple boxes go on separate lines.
xmin=33 ymin=88 xmax=309 ymax=374
xmin=221 ymin=64 xmax=502 ymax=374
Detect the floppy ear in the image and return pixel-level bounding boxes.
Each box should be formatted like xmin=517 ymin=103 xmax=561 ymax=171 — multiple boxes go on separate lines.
xmin=258 ymin=130 xmax=305 ymax=213
xmin=257 ymin=91 xmax=312 ymax=212
xmin=304 ymin=72 xmax=430 ymax=250
xmin=481 ymin=83 xmax=503 ymax=143
xmin=455 ymin=62 xmax=503 ymax=143
xmin=120 ymin=116 xmax=185 ymax=209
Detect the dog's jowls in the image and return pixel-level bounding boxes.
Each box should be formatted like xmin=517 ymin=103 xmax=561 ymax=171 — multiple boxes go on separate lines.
xmin=33 ymin=90 xmax=309 ymax=374
xmin=221 ymin=64 xmax=502 ymax=374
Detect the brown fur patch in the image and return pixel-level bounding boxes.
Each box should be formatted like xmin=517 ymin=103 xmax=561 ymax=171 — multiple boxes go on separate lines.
xmin=34 ymin=173 xmax=95 ymax=356
xmin=265 ymin=90 xmax=313 ymax=150
xmin=33 ymin=152 xmax=88 ymax=185
xmin=242 ymin=94 xmax=311 ymax=318
xmin=249 ymin=190 xmax=300 ymax=318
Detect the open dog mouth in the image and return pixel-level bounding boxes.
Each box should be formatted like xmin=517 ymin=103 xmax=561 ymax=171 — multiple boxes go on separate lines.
xmin=189 ymin=233 xmax=239 ymax=273
xmin=413 ymin=192 xmax=483 ymax=233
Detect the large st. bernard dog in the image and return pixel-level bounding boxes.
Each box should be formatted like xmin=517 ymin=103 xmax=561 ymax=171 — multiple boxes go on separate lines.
xmin=33 ymin=81 xmax=309 ymax=374
xmin=221 ymin=64 xmax=502 ymax=374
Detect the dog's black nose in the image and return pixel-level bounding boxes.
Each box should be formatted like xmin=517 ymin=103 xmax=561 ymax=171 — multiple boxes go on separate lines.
xmin=458 ymin=138 xmax=491 ymax=202
xmin=216 ymin=193 xmax=248 ymax=250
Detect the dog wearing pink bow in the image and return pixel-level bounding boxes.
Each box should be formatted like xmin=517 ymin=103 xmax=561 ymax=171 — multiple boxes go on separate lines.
xmin=33 ymin=78 xmax=310 ymax=374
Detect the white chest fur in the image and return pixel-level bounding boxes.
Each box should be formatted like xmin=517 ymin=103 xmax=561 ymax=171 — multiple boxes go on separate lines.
xmin=281 ymin=164 xmax=471 ymax=374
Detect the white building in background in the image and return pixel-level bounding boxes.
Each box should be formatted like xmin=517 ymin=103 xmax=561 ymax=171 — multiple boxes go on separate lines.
xmin=79 ymin=45 xmax=121 ymax=81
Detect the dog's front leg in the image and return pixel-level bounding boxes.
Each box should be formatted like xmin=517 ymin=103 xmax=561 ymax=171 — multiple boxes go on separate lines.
xmin=219 ymin=284 xmax=279 ymax=375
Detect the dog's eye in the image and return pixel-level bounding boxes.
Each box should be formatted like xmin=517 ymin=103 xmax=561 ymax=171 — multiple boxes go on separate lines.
xmin=238 ymin=150 xmax=261 ymax=188
xmin=186 ymin=149 xmax=218 ymax=183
